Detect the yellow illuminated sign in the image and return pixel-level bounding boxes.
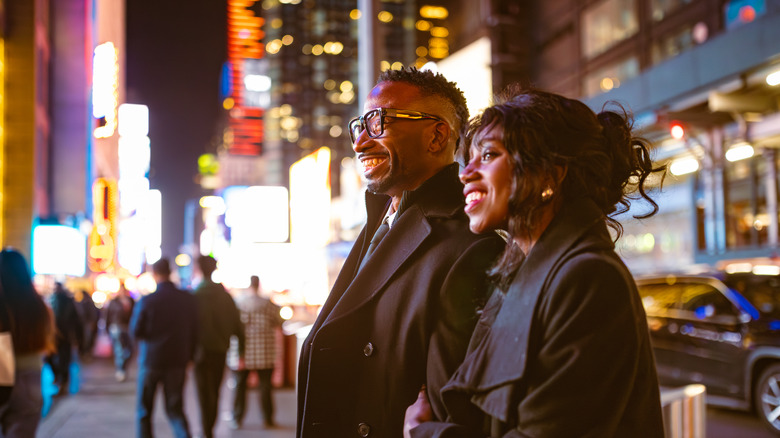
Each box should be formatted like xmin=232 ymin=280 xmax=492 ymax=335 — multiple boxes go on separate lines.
xmin=88 ymin=178 xmax=118 ymax=272
xmin=289 ymin=147 xmax=331 ymax=247
xmin=0 ymin=39 xmax=5 ymax=243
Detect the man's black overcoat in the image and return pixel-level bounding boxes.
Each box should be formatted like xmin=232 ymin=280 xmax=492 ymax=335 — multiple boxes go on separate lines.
xmin=297 ymin=164 xmax=504 ymax=438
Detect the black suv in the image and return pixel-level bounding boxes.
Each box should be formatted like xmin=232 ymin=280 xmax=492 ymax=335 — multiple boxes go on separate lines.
xmin=636 ymin=265 xmax=780 ymax=434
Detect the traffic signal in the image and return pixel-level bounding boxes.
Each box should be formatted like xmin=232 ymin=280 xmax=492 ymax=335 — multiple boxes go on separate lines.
xmin=670 ymin=122 xmax=685 ymax=140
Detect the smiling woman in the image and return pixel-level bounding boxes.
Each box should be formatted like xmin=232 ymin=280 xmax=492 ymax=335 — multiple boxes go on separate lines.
xmin=406 ymin=85 xmax=668 ymax=438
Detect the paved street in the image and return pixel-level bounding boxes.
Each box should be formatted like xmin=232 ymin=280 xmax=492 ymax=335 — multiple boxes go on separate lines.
xmin=37 ymin=355 xmax=296 ymax=438
xmin=34 ymin=346 xmax=780 ymax=438
xmin=707 ymin=407 xmax=776 ymax=438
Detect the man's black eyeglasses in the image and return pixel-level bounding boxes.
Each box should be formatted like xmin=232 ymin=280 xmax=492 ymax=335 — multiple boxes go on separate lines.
xmin=348 ymin=108 xmax=445 ymax=143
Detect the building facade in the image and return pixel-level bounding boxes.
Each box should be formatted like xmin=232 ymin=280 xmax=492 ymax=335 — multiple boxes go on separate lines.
xmin=1 ymin=0 xmax=126 ymax=275
xmin=439 ymin=0 xmax=780 ymax=273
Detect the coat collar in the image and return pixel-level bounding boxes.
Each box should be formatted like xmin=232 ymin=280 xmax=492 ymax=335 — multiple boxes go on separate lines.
xmin=442 ymin=196 xmax=611 ymax=422
xmin=364 ymin=162 xmax=466 ymax=224
xmin=319 ymin=163 xmax=466 ymax=328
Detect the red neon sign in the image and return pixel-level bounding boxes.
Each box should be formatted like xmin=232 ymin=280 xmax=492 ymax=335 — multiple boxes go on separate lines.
xmin=228 ymin=0 xmax=265 ymax=155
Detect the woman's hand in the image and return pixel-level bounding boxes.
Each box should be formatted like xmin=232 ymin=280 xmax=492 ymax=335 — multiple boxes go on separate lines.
xmin=403 ymin=387 xmax=432 ymax=438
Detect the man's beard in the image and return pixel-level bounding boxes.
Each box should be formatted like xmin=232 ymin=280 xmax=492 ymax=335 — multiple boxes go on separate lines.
xmin=366 ymin=172 xmax=399 ymax=195
xmin=365 ymin=168 xmax=396 ymax=195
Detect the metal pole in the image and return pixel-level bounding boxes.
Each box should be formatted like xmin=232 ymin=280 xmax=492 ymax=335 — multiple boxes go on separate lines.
xmin=765 ymin=148 xmax=778 ymax=247
xmin=358 ymin=0 xmax=382 ymax=111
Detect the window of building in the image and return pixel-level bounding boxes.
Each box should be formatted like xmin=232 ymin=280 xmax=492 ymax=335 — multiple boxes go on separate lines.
xmin=651 ymin=0 xmax=694 ymax=22
xmin=651 ymin=26 xmax=694 ymax=65
xmin=582 ymin=0 xmax=638 ymax=59
xmin=582 ymin=56 xmax=639 ymax=97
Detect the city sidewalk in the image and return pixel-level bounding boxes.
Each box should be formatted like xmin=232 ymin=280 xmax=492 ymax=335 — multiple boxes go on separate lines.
xmin=37 ymin=355 xmax=296 ymax=438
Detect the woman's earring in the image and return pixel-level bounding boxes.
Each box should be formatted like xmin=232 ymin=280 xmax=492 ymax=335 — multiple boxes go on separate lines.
xmin=540 ymin=186 xmax=554 ymax=203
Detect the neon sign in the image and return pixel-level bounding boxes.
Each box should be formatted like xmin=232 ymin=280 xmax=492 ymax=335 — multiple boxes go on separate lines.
xmin=88 ymin=178 xmax=119 ymax=272
xmin=227 ymin=0 xmax=265 ymax=155
xmin=92 ymin=42 xmax=119 ymax=139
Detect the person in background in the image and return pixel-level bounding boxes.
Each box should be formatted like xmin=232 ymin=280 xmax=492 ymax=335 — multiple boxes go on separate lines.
xmin=76 ymin=289 xmax=99 ymax=360
xmin=226 ymin=275 xmax=282 ymax=430
xmin=0 ymin=248 xmax=55 ymax=437
xmin=192 ymin=255 xmax=243 ymax=438
xmin=297 ymin=67 xmax=504 ymax=437
xmin=106 ymin=282 xmax=135 ymax=382
xmin=47 ymin=281 xmax=82 ymax=396
xmin=131 ymin=258 xmax=198 ymax=438
xmin=405 ymin=86 xmax=666 ymax=437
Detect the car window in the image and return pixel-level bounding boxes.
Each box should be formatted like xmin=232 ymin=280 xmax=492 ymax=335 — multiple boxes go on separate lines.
xmin=637 ymin=283 xmax=680 ymax=317
xmin=725 ymin=274 xmax=780 ymax=318
xmin=679 ymin=282 xmax=738 ymax=320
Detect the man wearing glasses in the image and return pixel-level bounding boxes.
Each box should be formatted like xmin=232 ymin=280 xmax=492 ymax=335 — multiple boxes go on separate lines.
xmin=297 ymin=67 xmax=503 ymax=438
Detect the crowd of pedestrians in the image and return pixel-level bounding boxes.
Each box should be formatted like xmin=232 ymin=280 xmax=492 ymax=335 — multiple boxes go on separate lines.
xmin=0 ymin=249 xmax=285 ymax=438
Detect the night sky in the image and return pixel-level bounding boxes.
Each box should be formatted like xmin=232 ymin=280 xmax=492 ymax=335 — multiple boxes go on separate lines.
xmin=126 ymin=0 xmax=227 ymax=260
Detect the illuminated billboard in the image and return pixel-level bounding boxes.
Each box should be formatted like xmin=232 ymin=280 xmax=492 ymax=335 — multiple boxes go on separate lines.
xmin=92 ymin=42 xmax=119 ymax=139
xmin=434 ymin=36 xmax=492 ymax=117
xmin=224 ymin=185 xmax=289 ymax=243
xmin=290 ymin=147 xmax=331 ymax=247
xmin=33 ymin=225 xmax=87 ymax=276
xmin=226 ymin=0 xmax=265 ymax=155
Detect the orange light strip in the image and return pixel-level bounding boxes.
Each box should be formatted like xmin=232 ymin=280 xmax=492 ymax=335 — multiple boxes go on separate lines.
xmin=227 ymin=0 xmax=266 ymax=155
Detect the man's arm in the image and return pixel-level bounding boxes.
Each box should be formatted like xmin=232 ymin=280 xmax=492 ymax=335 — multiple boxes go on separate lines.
xmin=426 ymin=236 xmax=503 ymax=422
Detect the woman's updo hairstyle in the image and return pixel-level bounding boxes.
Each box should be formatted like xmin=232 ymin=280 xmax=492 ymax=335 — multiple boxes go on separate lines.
xmin=463 ymin=85 xmax=665 ymax=288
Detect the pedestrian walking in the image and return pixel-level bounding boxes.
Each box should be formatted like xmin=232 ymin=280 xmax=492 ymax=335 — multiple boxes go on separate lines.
xmin=76 ymin=289 xmax=99 ymax=360
xmin=226 ymin=275 xmax=282 ymax=429
xmin=0 ymin=248 xmax=55 ymax=438
xmin=46 ymin=281 xmax=83 ymax=396
xmin=131 ymin=258 xmax=198 ymax=438
xmin=192 ymin=255 xmax=243 ymax=438
xmin=106 ymin=282 xmax=135 ymax=382
xmin=296 ymin=67 xmax=504 ymax=437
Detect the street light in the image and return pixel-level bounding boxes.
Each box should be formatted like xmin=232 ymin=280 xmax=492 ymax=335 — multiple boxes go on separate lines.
xmin=725 ymin=142 xmax=754 ymax=162
xmin=670 ymin=122 xmax=685 ymax=140
xmin=767 ymin=70 xmax=780 ymax=86
xmin=669 ymin=157 xmax=699 ymax=176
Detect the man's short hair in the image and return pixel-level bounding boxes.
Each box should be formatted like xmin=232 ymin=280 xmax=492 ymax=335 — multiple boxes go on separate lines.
xmin=152 ymin=258 xmax=171 ymax=277
xmin=197 ymin=255 xmax=218 ymax=277
xmin=377 ymin=67 xmax=469 ymax=147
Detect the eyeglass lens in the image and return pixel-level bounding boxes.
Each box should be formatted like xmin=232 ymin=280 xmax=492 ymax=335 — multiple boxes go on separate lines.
xmin=349 ymin=110 xmax=382 ymax=142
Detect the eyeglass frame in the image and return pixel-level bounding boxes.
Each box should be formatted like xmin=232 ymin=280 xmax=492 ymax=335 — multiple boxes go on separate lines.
xmin=348 ymin=108 xmax=447 ymax=144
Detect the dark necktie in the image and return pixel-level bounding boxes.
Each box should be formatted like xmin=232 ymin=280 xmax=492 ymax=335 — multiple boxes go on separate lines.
xmin=358 ymin=219 xmax=390 ymax=271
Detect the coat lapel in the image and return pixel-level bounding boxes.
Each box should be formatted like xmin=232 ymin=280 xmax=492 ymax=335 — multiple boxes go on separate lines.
xmin=443 ymin=197 xmax=608 ymax=423
xmin=322 ymin=205 xmax=431 ymax=327
xmin=316 ymin=163 xmax=464 ymax=330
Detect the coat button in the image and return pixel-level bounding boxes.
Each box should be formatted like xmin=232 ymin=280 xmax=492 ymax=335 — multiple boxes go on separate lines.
xmin=357 ymin=422 xmax=371 ymax=437
xmin=363 ymin=342 xmax=374 ymax=357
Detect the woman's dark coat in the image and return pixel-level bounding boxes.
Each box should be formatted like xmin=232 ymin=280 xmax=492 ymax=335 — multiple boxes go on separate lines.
xmin=297 ymin=164 xmax=505 ymax=438
xmin=412 ymin=197 xmax=665 ymax=437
